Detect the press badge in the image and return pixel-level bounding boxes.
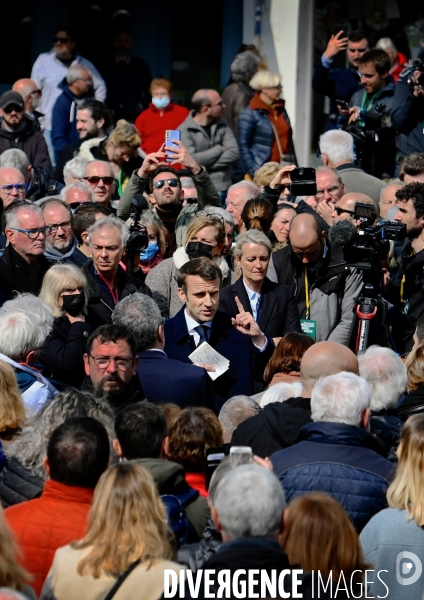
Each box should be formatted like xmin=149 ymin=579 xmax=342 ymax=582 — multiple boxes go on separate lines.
xmin=300 ymin=319 xmax=317 ymax=340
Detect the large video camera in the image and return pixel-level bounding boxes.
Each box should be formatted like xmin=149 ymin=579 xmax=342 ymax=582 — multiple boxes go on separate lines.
xmin=329 ymin=203 xmax=406 ymax=272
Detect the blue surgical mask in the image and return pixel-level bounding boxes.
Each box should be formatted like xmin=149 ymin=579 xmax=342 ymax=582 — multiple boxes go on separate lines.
xmin=152 ymin=96 xmax=170 ymax=109
xmin=140 ymin=242 xmax=159 ymax=261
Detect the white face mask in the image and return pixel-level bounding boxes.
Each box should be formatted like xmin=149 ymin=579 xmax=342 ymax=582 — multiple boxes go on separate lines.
xmin=152 ymin=96 xmax=170 ymax=109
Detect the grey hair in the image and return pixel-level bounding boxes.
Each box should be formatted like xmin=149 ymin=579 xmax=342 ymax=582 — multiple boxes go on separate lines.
xmin=200 ymin=205 xmax=235 ymax=228
xmin=214 ymin=464 xmax=286 ymax=538
xmin=0 ymin=293 xmax=54 ymax=331
xmin=112 ymin=293 xmax=161 ymax=352
xmin=233 ymin=230 xmax=272 ymax=260
xmin=319 ymin=130 xmax=355 ymax=164
xmin=358 ymin=345 xmax=407 ymax=412
xmin=259 ymin=382 xmax=303 ymax=408
xmin=180 ymin=177 xmax=196 ymax=190
xmin=60 ymin=181 xmax=95 ymax=202
xmin=209 ymin=454 xmax=255 ymax=506
xmin=230 ymin=51 xmax=261 ymax=82
xmin=218 ymin=396 xmax=261 ymax=443
xmin=0 ymin=310 xmax=52 ymax=360
xmin=4 ymin=201 xmax=43 ymax=230
xmin=6 ymin=389 xmax=114 ymax=480
xmin=66 ymin=64 xmax=89 ymax=85
xmin=311 ymin=371 xmax=371 ymax=426
xmin=227 ymin=180 xmax=260 ymax=202
xmin=87 ymin=215 xmax=129 ymax=247
xmin=376 ymin=37 xmax=397 ymax=54
xmin=63 ymin=156 xmax=90 ymax=184
xmin=0 ymin=148 xmax=30 ymax=176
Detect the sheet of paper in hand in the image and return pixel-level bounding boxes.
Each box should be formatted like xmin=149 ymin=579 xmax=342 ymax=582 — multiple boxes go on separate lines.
xmin=188 ymin=342 xmax=230 ymax=381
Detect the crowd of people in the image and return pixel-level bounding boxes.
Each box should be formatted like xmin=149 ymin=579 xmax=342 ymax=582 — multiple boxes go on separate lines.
xmin=0 ymin=19 xmax=424 ymax=600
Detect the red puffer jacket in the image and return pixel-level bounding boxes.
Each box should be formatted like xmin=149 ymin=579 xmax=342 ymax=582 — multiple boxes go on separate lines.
xmin=135 ymin=102 xmax=189 ymax=155
xmin=4 ymin=479 xmax=93 ymax=596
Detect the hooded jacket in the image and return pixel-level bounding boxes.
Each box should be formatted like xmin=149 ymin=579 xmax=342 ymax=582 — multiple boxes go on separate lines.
xmin=271 ymin=421 xmax=394 ymax=532
xmin=0 ymin=117 xmax=52 ymax=170
xmin=133 ymin=458 xmax=210 ymax=540
xmin=267 ymin=241 xmax=363 ymax=345
xmin=178 ymin=111 xmax=239 ymax=192
xmin=392 ymin=64 xmax=424 ymax=159
xmin=51 ymin=78 xmax=92 ymax=162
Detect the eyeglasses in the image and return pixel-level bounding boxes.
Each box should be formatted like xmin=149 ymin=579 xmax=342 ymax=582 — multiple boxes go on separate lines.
xmin=77 ymin=78 xmax=92 ymax=84
xmin=48 ymin=221 xmax=72 ymax=233
xmin=54 ymin=36 xmax=71 ymax=44
xmin=8 ymin=226 xmax=51 ymax=239
xmin=152 ymin=178 xmax=179 ymax=189
xmin=83 ymin=176 xmax=115 ymax=186
xmin=196 ymin=210 xmax=225 ymax=225
xmin=89 ymin=354 xmax=134 ymax=370
xmin=3 ymin=105 xmax=24 ymax=114
xmin=334 ymin=206 xmax=354 ymax=216
xmin=1 ymin=183 xmax=28 ymax=195
xmin=207 ymin=101 xmax=224 ymax=107
xmin=30 ymin=89 xmax=42 ymax=97
xmin=316 ymin=185 xmax=340 ymax=199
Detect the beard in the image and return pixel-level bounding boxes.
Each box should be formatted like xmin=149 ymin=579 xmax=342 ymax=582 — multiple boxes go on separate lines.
xmin=95 ymin=373 xmax=128 ymax=407
xmin=407 ymin=224 xmax=424 ymax=241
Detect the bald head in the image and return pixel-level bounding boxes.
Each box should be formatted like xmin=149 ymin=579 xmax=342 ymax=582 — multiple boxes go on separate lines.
xmin=333 ymin=192 xmax=377 ymax=226
xmin=192 ymin=89 xmax=224 ymax=125
xmin=300 ymin=341 xmax=359 ymax=397
xmin=380 ymin=183 xmax=403 ymax=219
xmin=289 ymin=213 xmax=325 ymax=265
xmin=12 ymin=79 xmax=40 ymax=112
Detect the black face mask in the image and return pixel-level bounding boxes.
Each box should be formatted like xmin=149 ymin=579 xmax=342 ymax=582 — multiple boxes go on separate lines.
xmin=61 ymin=291 xmax=85 ymax=317
xmin=186 ymin=241 xmax=214 ymax=260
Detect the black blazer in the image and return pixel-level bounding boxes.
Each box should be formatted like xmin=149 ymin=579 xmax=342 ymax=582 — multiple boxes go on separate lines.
xmin=136 ymin=350 xmax=217 ymax=412
xmin=164 ymin=308 xmax=274 ymax=410
xmin=219 ymin=277 xmax=301 ymax=339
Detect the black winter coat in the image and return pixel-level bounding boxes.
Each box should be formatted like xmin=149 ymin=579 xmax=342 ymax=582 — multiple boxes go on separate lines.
xmin=370 ymin=409 xmax=403 ymax=462
xmin=82 ymin=260 xmax=152 ymax=330
xmin=178 ymin=518 xmax=222 ymax=572
xmin=231 ymin=397 xmax=312 ymax=458
xmin=0 ymin=244 xmax=50 ymax=301
xmin=39 ymin=317 xmax=92 ymax=387
xmin=0 ymin=458 xmax=43 ymax=508
xmin=398 ymin=387 xmax=424 ymax=421
xmin=0 ymin=117 xmax=52 ymax=170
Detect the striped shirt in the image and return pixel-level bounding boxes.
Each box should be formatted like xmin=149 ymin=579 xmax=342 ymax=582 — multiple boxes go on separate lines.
xmin=31 ymin=50 xmax=107 ymax=131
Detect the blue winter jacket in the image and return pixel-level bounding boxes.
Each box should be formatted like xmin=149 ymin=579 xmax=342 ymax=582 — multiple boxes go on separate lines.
xmin=51 ymin=78 xmax=92 ymax=163
xmin=270 ymin=421 xmax=394 ymax=532
xmin=238 ymin=100 xmax=296 ymax=178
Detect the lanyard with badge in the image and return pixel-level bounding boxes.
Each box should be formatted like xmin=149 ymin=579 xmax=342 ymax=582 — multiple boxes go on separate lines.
xmin=300 ymin=267 xmax=317 ymax=340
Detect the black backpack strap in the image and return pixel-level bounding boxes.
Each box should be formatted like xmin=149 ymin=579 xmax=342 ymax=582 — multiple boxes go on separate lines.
xmin=103 ymin=559 xmax=141 ymax=600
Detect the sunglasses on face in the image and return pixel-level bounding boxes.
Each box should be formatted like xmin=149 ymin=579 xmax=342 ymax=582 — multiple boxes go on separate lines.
xmin=152 ymin=178 xmax=179 ymax=190
xmin=83 ymin=176 xmax=115 ymax=186
xmin=334 ymin=206 xmax=354 ymax=216
xmin=3 ymin=105 xmax=23 ymax=114
xmin=54 ymin=37 xmax=71 ymax=44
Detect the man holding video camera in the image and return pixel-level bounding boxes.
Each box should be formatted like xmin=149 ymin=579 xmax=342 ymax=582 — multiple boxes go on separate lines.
xmin=390 ymin=182 xmax=424 ymax=352
xmin=392 ymin=51 xmax=424 ymax=170
xmin=347 ymin=49 xmax=396 ymax=178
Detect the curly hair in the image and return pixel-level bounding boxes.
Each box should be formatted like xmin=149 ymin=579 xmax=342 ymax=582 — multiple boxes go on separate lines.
xmin=395 ymin=182 xmax=424 ymax=219
xmin=167 ymin=407 xmax=223 ymax=471
xmin=6 ymin=389 xmax=114 ymax=480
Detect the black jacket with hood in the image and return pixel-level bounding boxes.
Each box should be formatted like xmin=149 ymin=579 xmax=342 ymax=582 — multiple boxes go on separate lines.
xmin=0 ymin=117 xmax=52 ymax=170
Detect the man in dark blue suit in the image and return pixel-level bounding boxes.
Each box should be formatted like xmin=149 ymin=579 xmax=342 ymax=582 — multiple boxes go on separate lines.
xmin=164 ymin=258 xmax=274 ymax=409
xmin=112 ymin=292 xmax=216 ymax=411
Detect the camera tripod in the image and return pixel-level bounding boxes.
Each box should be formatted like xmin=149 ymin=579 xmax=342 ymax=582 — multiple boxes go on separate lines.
xmin=347 ymin=270 xmax=395 ymax=354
